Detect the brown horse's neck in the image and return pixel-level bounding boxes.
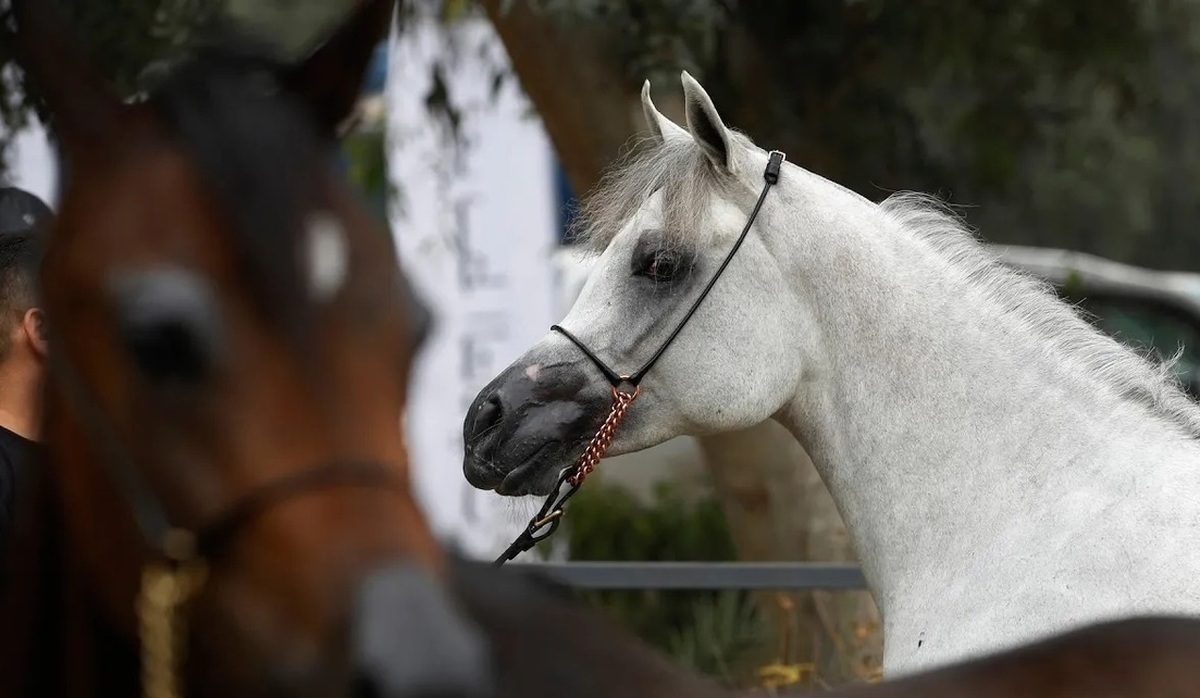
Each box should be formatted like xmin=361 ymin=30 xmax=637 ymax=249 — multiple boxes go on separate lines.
xmin=0 ymin=461 xmax=138 ymax=697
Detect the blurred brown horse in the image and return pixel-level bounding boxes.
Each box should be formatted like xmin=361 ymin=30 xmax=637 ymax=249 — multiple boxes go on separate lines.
xmin=0 ymin=1 xmax=493 ymax=696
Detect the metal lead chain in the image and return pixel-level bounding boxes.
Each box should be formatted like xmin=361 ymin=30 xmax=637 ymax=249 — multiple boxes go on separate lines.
xmin=567 ymin=384 xmax=639 ymax=487
xmin=138 ymin=555 xmax=208 ymax=698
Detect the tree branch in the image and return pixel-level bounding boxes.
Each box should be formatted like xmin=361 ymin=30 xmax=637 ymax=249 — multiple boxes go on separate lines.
xmin=476 ymin=0 xmax=642 ymax=193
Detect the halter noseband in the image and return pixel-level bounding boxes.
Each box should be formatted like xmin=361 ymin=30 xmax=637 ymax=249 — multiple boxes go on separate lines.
xmin=47 ymin=344 xmax=404 ymax=698
xmin=495 ymin=149 xmax=786 ymax=566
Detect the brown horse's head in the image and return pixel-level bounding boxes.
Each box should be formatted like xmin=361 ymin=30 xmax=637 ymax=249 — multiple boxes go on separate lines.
xmin=12 ymin=1 xmax=491 ymax=696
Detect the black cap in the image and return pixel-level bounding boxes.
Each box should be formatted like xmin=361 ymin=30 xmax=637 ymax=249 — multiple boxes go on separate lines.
xmin=0 ymin=187 xmax=53 ymax=236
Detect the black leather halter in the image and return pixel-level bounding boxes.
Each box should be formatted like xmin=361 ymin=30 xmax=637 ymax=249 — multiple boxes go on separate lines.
xmin=494 ymin=149 xmax=786 ymax=565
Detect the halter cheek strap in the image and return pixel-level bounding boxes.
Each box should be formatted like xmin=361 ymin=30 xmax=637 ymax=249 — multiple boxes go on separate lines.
xmin=495 ymin=150 xmax=786 ymax=566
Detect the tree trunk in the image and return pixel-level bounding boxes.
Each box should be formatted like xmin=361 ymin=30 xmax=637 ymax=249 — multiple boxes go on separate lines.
xmin=477 ymin=0 xmax=648 ymax=194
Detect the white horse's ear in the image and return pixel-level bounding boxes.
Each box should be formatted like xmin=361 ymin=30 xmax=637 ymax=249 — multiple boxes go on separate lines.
xmin=641 ymin=79 xmax=688 ymax=145
xmin=681 ymin=70 xmax=734 ymax=172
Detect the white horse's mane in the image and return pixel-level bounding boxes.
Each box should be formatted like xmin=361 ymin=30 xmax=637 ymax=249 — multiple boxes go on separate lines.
xmin=568 ymin=133 xmax=752 ymax=254
xmin=572 ymin=136 xmax=1200 ymax=438
xmin=882 ymin=192 xmax=1200 ymax=439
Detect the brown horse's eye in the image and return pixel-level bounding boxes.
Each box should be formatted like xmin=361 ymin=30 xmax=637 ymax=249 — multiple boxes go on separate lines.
xmin=111 ymin=269 xmax=223 ymax=386
xmin=633 ymin=250 xmax=681 ymax=283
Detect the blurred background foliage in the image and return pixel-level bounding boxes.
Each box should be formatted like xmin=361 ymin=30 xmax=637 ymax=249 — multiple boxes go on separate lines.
xmin=3 ymin=0 xmax=1200 ymax=269
xmin=503 ymin=0 xmax=1200 ymax=271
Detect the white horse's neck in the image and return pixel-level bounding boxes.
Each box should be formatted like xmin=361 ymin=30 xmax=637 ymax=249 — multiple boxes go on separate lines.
xmin=768 ymin=180 xmax=1200 ymax=671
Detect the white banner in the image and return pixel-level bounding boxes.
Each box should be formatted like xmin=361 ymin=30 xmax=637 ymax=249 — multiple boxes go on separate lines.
xmin=385 ymin=15 xmax=559 ymax=559
xmin=8 ymin=120 xmax=57 ymax=207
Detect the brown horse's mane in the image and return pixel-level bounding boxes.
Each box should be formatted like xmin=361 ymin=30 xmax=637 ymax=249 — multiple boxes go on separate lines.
xmin=146 ymin=36 xmax=329 ymax=347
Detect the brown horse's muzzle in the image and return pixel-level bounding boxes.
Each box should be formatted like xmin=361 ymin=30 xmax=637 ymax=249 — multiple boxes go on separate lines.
xmin=351 ymin=562 xmax=493 ymax=698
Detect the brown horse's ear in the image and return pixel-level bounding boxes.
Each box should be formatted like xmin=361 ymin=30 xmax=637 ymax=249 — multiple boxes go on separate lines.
xmin=280 ymin=0 xmax=396 ymax=138
xmin=10 ymin=0 xmax=126 ymax=157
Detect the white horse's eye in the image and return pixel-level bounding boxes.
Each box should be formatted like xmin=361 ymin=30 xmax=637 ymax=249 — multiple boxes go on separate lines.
xmin=633 ymin=249 xmax=682 ymax=282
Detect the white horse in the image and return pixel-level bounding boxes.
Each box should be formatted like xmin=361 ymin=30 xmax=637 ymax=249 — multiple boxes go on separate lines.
xmin=462 ymin=71 xmax=1200 ymax=676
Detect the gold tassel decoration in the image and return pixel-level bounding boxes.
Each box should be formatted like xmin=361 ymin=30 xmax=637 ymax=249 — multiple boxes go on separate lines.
xmin=137 ymin=532 xmax=208 ymax=698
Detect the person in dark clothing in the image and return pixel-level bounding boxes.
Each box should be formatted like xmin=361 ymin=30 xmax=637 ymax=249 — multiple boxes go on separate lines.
xmin=0 ymin=187 xmax=50 ymax=575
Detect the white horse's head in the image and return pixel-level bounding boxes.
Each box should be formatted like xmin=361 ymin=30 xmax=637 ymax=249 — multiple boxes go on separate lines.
xmin=463 ymin=72 xmax=867 ymax=496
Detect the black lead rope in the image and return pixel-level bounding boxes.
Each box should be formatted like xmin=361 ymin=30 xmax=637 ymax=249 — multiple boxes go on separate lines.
xmin=492 ymin=467 xmax=581 ymax=566
xmin=494 ymin=150 xmax=786 ymax=567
